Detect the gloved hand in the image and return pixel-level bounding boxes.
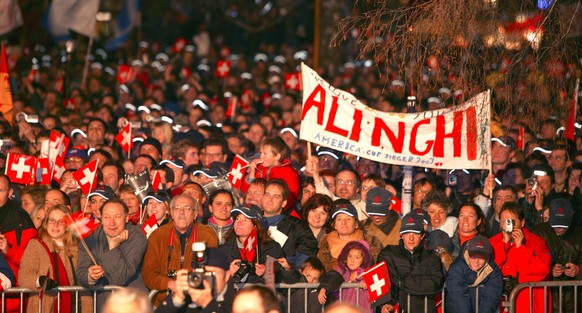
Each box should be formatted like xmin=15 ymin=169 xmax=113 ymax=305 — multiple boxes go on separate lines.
xmin=38 ymin=275 xmax=58 ymax=290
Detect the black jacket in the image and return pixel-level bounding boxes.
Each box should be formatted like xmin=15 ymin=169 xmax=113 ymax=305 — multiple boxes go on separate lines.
xmin=219 ymin=237 xmax=284 ymax=284
xmin=154 ymin=279 xmax=236 ymax=313
xmin=278 ymin=269 xmax=326 ymax=313
xmin=377 ymin=240 xmax=444 ymax=312
xmin=266 ymin=215 xmax=318 ymax=267
xmin=531 ymin=222 xmax=582 ymax=312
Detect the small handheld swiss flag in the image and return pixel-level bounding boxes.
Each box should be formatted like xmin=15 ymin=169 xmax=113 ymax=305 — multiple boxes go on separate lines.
xmin=52 ymin=155 xmax=66 ymax=184
xmin=361 ymin=261 xmax=391 ymax=303
xmin=35 ymin=158 xmax=51 ymax=185
xmin=152 ymin=170 xmax=163 ymax=192
xmin=225 ymin=96 xmax=238 ymax=120
xmin=73 ymin=159 xmax=99 ymax=194
xmin=229 ymin=155 xmax=249 ymax=190
xmin=5 ymin=153 xmax=36 ymax=185
xmin=215 ymin=60 xmax=231 ymax=78
xmin=285 ymin=72 xmax=301 ymax=91
xmin=49 ymin=130 xmax=69 ymax=164
xmin=141 ymin=214 xmax=158 ymax=238
xmin=115 ymin=123 xmax=133 ymax=153
xmin=67 ymin=211 xmax=99 ymax=239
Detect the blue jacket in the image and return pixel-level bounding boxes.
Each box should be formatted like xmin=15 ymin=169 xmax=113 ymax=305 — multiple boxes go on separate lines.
xmin=445 ymin=252 xmax=503 ymax=313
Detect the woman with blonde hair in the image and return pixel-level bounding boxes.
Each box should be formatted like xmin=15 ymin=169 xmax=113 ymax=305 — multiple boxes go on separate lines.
xmin=18 ymin=204 xmax=79 ymax=313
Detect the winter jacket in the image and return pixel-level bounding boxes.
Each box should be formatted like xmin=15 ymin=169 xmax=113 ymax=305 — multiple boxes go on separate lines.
xmin=445 ymin=250 xmax=503 ymax=313
xmin=142 ymin=221 xmax=219 ymax=307
xmin=489 ymin=227 xmax=552 ymax=313
xmin=206 ymin=217 xmax=233 ymax=245
xmin=219 ymin=236 xmax=284 ymax=284
xmin=264 ymin=215 xmax=318 ymax=268
xmin=377 ymin=240 xmax=445 ymax=312
xmin=363 ymin=210 xmax=402 ymax=248
xmin=0 ymin=199 xmax=37 ymax=313
xmin=241 ymin=159 xmax=300 ymax=211
xmin=318 ymin=230 xmax=383 ymax=272
xmin=278 ymin=269 xmax=323 ymax=313
xmin=531 ymin=222 xmax=582 ymax=312
xmin=77 ymin=222 xmax=148 ymax=311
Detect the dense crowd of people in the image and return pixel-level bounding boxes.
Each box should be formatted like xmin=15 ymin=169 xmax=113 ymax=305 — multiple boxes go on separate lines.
xmin=0 ymin=16 xmax=581 ymax=312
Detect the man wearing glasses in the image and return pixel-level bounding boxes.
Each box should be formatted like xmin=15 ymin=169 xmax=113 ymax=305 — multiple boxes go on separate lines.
xmin=142 ymin=193 xmax=218 ymax=306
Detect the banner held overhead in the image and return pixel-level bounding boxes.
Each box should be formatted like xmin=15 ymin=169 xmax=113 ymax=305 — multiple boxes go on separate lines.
xmin=299 ymin=63 xmax=491 ymax=170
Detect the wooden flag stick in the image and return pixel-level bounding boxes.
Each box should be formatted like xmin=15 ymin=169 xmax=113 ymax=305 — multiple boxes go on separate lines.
xmin=306 ymin=142 xmax=311 ymax=160
xmin=67 ymin=213 xmax=98 ymax=265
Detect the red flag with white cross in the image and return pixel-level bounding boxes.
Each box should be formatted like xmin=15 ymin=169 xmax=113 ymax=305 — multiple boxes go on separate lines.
xmin=73 ymin=159 xmax=98 ymax=194
xmin=35 ymin=157 xmax=51 ymax=185
xmin=67 ymin=211 xmax=99 ymax=239
xmin=141 ymin=214 xmax=158 ymax=238
xmin=228 ymin=155 xmax=249 ymax=190
xmin=285 ymin=72 xmax=301 ymax=91
xmin=152 ymin=170 xmax=163 ymax=192
xmin=52 ymin=154 xmax=66 ymax=184
xmin=361 ymin=261 xmax=391 ymax=303
xmin=215 ymin=60 xmax=231 ymax=78
xmin=49 ymin=130 xmax=69 ymax=165
xmin=115 ymin=123 xmax=133 ymax=152
xmin=5 ymin=153 xmax=35 ymax=185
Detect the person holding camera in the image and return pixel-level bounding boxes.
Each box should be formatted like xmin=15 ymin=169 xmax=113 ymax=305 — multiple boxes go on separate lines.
xmin=155 ymin=248 xmax=235 ymax=313
xmin=142 ymin=194 xmax=219 ymax=307
xmin=522 ymin=164 xmax=559 ymax=227
xmin=489 ymin=202 xmax=552 ymax=313
xmin=531 ymin=198 xmax=582 ymax=312
xmin=221 ymin=203 xmax=284 ymax=284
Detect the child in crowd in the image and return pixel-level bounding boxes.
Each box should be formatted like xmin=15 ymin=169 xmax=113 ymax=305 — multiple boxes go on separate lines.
xmin=243 ymin=137 xmax=300 ymax=211
xmin=278 ymin=257 xmax=326 ymax=313
xmin=318 ymin=240 xmax=373 ymax=313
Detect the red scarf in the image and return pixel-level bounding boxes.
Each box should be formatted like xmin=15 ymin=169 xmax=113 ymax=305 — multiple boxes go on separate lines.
xmin=38 ymin=239 xmax=72 ymax=313
xmin=239 ymin=227 xmax=258 ymax=263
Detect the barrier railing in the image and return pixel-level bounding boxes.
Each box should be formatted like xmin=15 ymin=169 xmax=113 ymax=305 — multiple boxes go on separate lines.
xmin=508 ymin=280 xmax=582 ymax=313
xmin=1 ymin=285 xmax=123 ymax=313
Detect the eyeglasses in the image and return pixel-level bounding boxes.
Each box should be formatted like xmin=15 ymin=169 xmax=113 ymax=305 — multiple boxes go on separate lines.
xmin=172 ymin=205 xmax=195 ymax=212
xmin=47 ymin=219 xmax=66 ymax=226
xmin=361 ymin=185 xmax=375 ymax=191
xmin=336 ymin=180 xmax=355 ymax=186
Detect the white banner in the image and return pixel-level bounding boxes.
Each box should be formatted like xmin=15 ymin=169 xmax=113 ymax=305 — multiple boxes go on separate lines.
xmin=300 ymin=63 xmax=491 ymax=170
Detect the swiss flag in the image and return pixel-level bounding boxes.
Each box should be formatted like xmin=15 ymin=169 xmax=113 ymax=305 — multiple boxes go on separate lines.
xmin=5 ymin=153 xmax=35 ymax=185
xmin=172 ymin=38 xmax=188 ymax=53
xmin=225 ymin=96 xmax=237 ymax=119
xmin=215 ymin=60 xmax=231 ymax=78
xmin=285 ymin=72 xmax=301 ymax=91
xmin=228 ymin=155 xmax=249 ymax=190
xmin=152 ymin=170 xmax=163 ymax=192
xmin=141 ymin=214 xmax=158 ymax=238
xmin=361 ymin=261 xmax=391 ymax=303
xmin=390 ymin=197 xmax=402 ymax=215
xmin=239 ymin=226 xmax=257 ymax=262
xmin=240 ymin=89 xmax=254 ymax=111
xmin=49 ymin=130 xmax=69 ymax=165
xmin=115 ymin=123 xmax=133 ymax=153
xmin=117 ymin=64 xmax=134 ymax=83
xmin=35 ymin=158 xmax=51 ymax=185
xmin=52 ymin=155 xmax=66 ymax=184
xmin=73 ymin=160 xmax=98 ymax=194
xmin=67 ymin=211 xmax=99 ymax=239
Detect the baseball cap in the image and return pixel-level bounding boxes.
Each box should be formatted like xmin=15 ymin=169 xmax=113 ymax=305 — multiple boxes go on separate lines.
xmin=142 ymin=191 xmax=170 ymax=205
xmin=316 ymin=146 xmax=342 ymax=160
xmin=206 ymin=248 xmax=230 ymax=271
xmin=491 ymin=136 xmax=516 ymax=150
xmin=88 ymin=186 xmax=115 ymax=200
xmin=65 ymin=147 xmax=88 ymax=159
xmin=365 ymin=187 xmax=392 ymax=216
xmin=466 ymin=234 xmax=493 ymax=259
xmin=140 ymin=137 xmax=162 ymax=156
xmin=400 ymin=212 xmax=424 ymax=234
xmin=549 ymin=198 xmax=573 ymax=228
xmin=231 ymin=204 xmax=263 ymax=220
xmin=160 ymin=159 xmax=185 ymax=169
xmin=331 ymin=199 xmax=357 ymax=219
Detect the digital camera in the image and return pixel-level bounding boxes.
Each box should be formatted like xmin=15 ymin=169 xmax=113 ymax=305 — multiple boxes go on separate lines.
xmin=505 ymin=219 xmax=515 ymax=234
xmin=232 ymin=260 xmax=255 ymax=283
xmin=527 ymin=176 xmax=537 ymax=191
xmin=188 ymin=242 xmax=215 ymax=291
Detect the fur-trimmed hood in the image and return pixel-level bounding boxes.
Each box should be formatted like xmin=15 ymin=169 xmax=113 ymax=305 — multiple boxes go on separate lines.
xmin=336 ymin=240 xmax=372 ymax=273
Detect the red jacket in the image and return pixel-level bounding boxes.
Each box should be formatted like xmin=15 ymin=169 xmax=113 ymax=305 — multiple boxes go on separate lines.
xmin=489 ymin=228 xmax=552 ymax=313
xmin=241 ymin=159 xmax=300 ymax=212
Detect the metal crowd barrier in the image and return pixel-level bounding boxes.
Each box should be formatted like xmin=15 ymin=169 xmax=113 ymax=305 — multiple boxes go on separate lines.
xmin=508 ymin=280 xmax=582 ymax=313
xmin=1 ymin=285 xmax=123 ymax=313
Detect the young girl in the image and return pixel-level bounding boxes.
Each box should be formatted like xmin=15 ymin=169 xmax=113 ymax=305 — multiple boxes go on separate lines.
xmin=318 ymin=240 xmax=373 ymax=313
xmin=242 ymin=137 xmax=300 ymax=212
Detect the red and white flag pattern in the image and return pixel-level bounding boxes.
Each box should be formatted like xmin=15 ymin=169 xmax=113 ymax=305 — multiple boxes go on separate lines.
xmin=239 ymin=226 xmax=257 ymax=263
xmin=228 ymin=155 xmax=249 ymax=190
xmin=73 ymin=160 xmax=98 ymax=194
xmin=67 ymin=211 xmax=99 ymax=239
xmin=115 ymin=123 xmax=133 ymax=152
xmin=152 ymin=170 xmax=163 ymax=192
xmin=141 ymin=214 xmax=158 ymax=238
xmin=225 ymin=96 xmax=237 ymax=119
xmin=285 ymin=72 xmax=301 ymax=91
xmin=51 ymin=155 xmax=66 ymax=184
xmin=49 ymin=130 xmax=69 ymax=165
xmin=215 ymin=60 xmax=231 ymax=78
xmin=35 ymin=157 xmax=51 ymax=185
xmin=361 ymin=261 xmax=391 ymax=303
xmin=5 ymin=153 xmax=35 ymax=185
